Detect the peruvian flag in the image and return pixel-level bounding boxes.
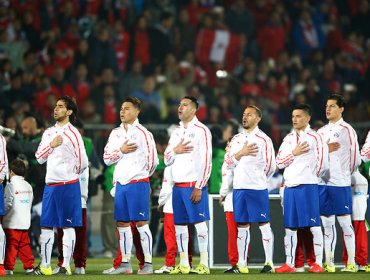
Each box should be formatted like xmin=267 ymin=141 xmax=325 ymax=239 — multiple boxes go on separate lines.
xmin=195 ymin=28 xmax=242 ymax=71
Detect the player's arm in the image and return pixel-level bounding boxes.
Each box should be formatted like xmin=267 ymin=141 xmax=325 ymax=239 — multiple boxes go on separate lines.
xmin=361 ymin=131 xmax=370 ymax=162
xmin=103 ymin=130 xmax=124 ymax=166
xmin=265 ymin=137 xmax=276 ymax=180
xmin=195 ymin=127 xmax=212 ymax=189
xmin=0 ymin=135 xmax=7 ymax=182
xmin=276 ymin=136 xmax=295 ymax=169
xmin=4 ymin=183 xmax=14 ymax=213
xmin=35 ymin=130 xmax=53 ymax=164
xmin=147 ymin=131 xmax=159 ymax=176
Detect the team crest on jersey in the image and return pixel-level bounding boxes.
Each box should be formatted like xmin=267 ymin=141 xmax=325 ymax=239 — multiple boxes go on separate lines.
xmin=334 ymin=132 xmax=340 ymax=138
xmin=188 ymin=133 xmax=195 ymax=138
xmin=131 ymin=134 xmax=137 ymax=140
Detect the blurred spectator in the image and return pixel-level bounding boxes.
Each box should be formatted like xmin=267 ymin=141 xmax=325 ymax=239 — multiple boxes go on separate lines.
xmin=292 ymin=9 xmax=325 ymax=61
xmin=132 ymin=16 xmax=150 ymax=67
xmin=225 ymin=0 xmax=255 ymax=39
xmin=118 ymin=60 xmax=145 ymax=101
xmin=351 ymin=0 xmax=370 ymax=38
xmin=173 ymin=8 xmax=195 ymax=56
xmin=149 ymin=11 xmax=174 ymax=67
xmin=132 ymin=76 xmax=161 ymax=123
xmin=112 ymin=19 xmax=130 ymax=73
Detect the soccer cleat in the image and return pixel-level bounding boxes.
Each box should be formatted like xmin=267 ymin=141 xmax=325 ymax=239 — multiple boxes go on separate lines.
xmin=137 ymin=263 xmax=153 ymax=274
xmin=52 ymin=266 xmax=60 ymax=274
xmin=323 ymin=262 xmax=336 ymax=272
xmin=308 ymin=263 xmax=323 ymax=273
xmin=102 ymin=267 xmax=117 ymax=274
xmin=154 ymin=265 xmax=174 ymax=274
xmin=74 ymin=267 xmax=86 ymax=275
xmin=275 ymin=263 xmax=296 ymax=273
xmin=224 ymin=265 xmax=240 ymax=273
xmin=261 ymin=262 xmax=274 ymax=273
xmin=236 ymin=264 xmax=249 ymax=274
xmin=107 ymin=262 xmax=133 ymax=275
xmin=25 ymin=269 xmax=34 ymax=275
xmin=169 ymin=264 xmax=191 ymax=274
xmin=190 ymin=264 xmax=210 ymax=274
xmin=56 ymin=267 xmax=72 ymax=275
xmin=6 ymin=270 xmax=14 ymax=275
xmin=32 ymin=264 xmax=53 ymax=276
xmin=295 ymin=267 xmax=305 ymax=272
xmin=341 ymin=262 xmax=357 ymax=272
xmin=358 ymin=265 xmax=370 ymax=272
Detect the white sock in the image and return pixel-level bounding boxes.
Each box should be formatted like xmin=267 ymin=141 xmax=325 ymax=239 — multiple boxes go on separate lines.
xmin=284 ymin=229 xmax=297 ymax=266
xmin=337 ymin=215 xmax=356 ymax=264
xmin=62 ymin=228 xmax=76 ymax=268
xmin=0 ymin=225 xmax=5 ymax=264
xmin=321 ymin=215 xmax=336 ymax=265
xmin=237 ymin=227 xmax=250 ymax=267
xmin=175 ymin=225 xmax=189 ymax=267
xmin=137 ymin=224 xmax=153 ymax=263
xmin=118 ymin=226 xmax=132 ymax=262
xmin=40 ymin=229 xmax=54 ymax=268
xmin=195 ymin=222 xmax=209 ymax=266
xmin=310 ymin=226 xmax=323 ymax=266
xmin=260 ymin=223 xmax=274 ymax=264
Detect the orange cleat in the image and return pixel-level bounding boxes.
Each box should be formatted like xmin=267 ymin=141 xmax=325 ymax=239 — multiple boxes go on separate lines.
xmin=308 ymin=263 xmax=324 ymax=273
xmin=275 ymin=264 xmax=296 ymax=273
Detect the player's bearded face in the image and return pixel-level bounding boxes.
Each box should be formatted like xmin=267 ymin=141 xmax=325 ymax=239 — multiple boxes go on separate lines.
xmin=54 ymin=101 xmax=69 ymax=122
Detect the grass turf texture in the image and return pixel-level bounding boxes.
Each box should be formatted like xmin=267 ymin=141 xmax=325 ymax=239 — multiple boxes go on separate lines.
xmin=9 ymin=258 xmax=370 ymax=279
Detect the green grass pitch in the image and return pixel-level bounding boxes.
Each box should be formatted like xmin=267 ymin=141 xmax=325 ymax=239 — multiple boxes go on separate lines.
xmin=9 ymin=257 xmax=370 ymax=279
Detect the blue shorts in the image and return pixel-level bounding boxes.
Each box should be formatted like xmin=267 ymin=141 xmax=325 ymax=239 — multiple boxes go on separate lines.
xmin=172 ymin=186 xmax=210 ymax=224
xmin=319 ymin=185 xmax=352 ymax=215
xmin=284 ymin=184 xmax=321 ymax=228
xmin=0 ymin=184 xmax=4 ymax=216
xmin=41 ymin=181 xmax=82 ymax=227
xmin=233 ymin=189 xmax=270 ymax=223
xmin=114 ymin=182 xmax=150 ymax=222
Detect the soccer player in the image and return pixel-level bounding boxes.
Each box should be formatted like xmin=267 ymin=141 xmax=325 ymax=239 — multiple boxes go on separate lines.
xmin=156 ymin=166 xmax=193 ymax=274
xmin=164 ymin=96 xmax=212 ymax=275
xmin=276 ymin=104 xmax=328 ymax=273
xmin=3 ymin=159 xmax=34 ymax=275
xmin=342 ymin=170 xmax=369 ymax=272
xmin=224 ymin=105 xmax=276 ymax=273
xmin=34 ymin=96 xmax=88 ymax=275
xmin=103 ymin=97 xmax=158 ymax=274
xmin=219 ymin=141 xmax=238 ymax=273
xmin=0 ymin=133 xmax=8 ymax=276
xmin=317 ymin=94 xmax=361 ymax=272
xmin=361 ymin=131 xmax=370 ymax=162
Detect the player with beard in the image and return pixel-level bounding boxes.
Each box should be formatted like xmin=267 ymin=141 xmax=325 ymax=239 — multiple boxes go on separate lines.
xmin=224 ymin=105 xmax=276 ymax=273
xmin=34 ymin=96 xmax=88 ymax=275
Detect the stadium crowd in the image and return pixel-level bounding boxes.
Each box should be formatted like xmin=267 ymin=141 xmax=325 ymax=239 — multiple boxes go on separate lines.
xmin=0 ymin=0 xmax=369 ymax=276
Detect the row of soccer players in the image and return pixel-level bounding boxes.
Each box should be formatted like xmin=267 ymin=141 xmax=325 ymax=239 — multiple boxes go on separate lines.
xmin=0 ymin=94 xmax=369 ymax=275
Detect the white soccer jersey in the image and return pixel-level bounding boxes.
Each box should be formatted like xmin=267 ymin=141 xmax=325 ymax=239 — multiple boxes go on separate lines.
xmin=360 ymin=131 xmax=370 ymax=163
xmin=225 ymin=127 xmax=276 ymax=190
xmin=317 ymin=118 xmax=361 ymax=186
xmin=35 ymin=122 xmax=88 ymax=184
xmin=219 ymin=162 xmax=233 ymax=212
xmin=103 ymin=119 xmax=158 ymax=185
xmin=164 ymin=116 xmax=212 ymax=189
xmin=3 ymin=175 xmax=33 ymax=230
xmin=0 ymin=134 xmax=8 ymax=181
xmin=276 ymin=125 xmax=329 ymax=188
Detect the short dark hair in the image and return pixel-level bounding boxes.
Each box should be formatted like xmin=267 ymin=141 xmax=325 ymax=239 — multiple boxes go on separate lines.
xmin=57 ymin=96 xmax=78 ymax=124
xmin=10 ymin=159 xmax=26 ymax=177
xmin=122 ymin=97 xmax=142 ymax=111
xmin=327 ymin=94 xmax=345 ymax=109
xmin=246 ymin=105 xmax=262 ymax=118
xmin=183 ymin=96 xmax=199 ymax=109
xmin=293 ymin=103 xmax=312 ymax=116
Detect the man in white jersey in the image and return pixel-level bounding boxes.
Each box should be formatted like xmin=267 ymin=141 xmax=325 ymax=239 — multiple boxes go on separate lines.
xmin=276 ymin=104 xmax=328 ymax=273
xmin=0 ymin=133 xmax=8 ymax=276
xmin=361 ymin=131 xmax=370 ymax=162
xmin=103 ymin=97 xmax=158 ymax=274
xmin=317 ymin=94 xmax=361 ymax=273
xmin=164 ymin=96 xmax=212 ymax=275
xmin=224 ymin=105 xmax=276 ymax=273
xmin=34 ymin=96 xmax=88 ymax=275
